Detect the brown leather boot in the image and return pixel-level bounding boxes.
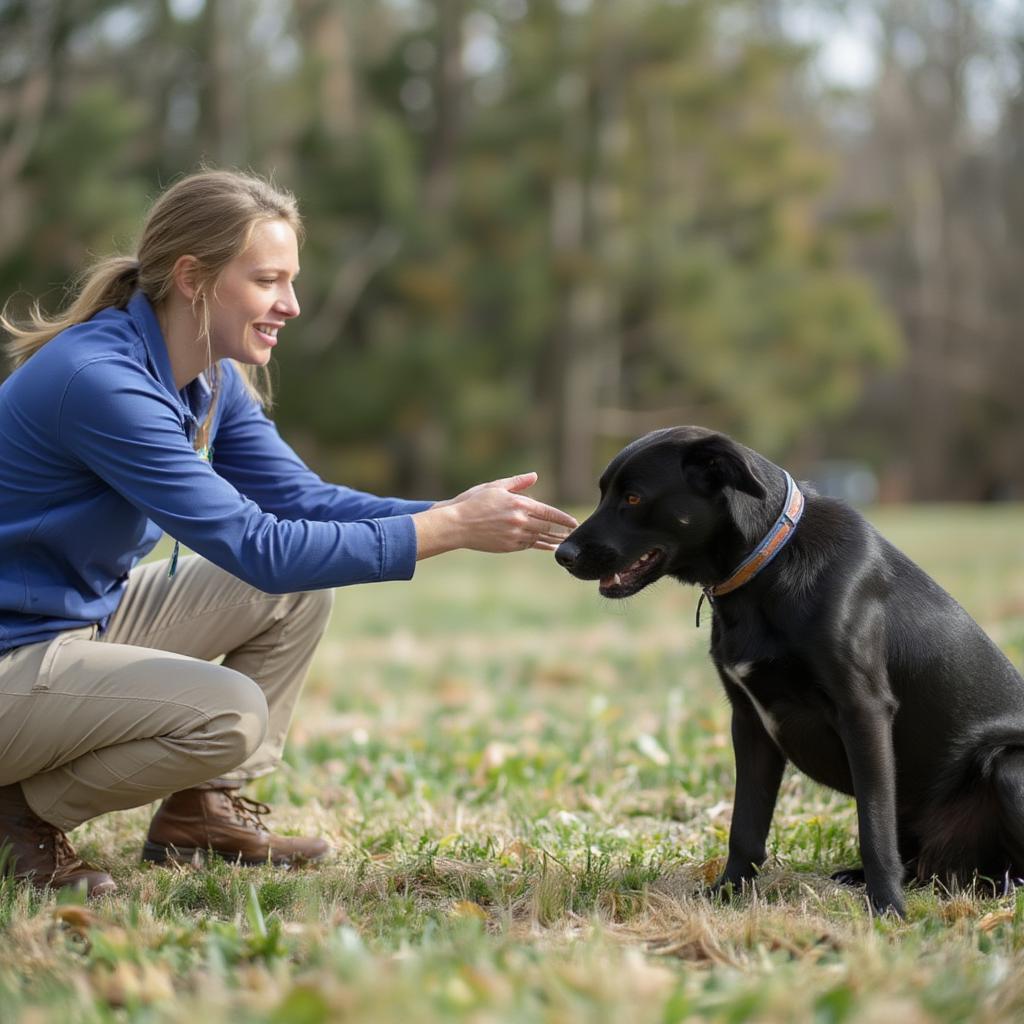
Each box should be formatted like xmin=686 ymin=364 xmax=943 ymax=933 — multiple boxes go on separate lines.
xmin=0 ymin=783 xmax=117 ymax=897
xmin=142 ymin=784 xmax=331 ymax=867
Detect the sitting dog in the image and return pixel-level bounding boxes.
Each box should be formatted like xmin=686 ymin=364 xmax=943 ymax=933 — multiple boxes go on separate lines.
xmin=554 ymin=426 xmax=1024 ymax=916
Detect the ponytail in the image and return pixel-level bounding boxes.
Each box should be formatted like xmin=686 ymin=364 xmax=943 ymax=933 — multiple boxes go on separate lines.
xmin=2 ymin=168 xmax=301 ymax=411
xmin=3 ymin=256 xmax=141 ymax=369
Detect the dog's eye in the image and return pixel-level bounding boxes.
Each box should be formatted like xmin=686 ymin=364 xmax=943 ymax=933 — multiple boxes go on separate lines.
xmin=625 ymin=494 xmax=642 ymax=506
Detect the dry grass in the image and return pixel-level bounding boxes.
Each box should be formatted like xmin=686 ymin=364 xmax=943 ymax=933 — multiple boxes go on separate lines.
xmin=5 ymin=504 xmax=1024 ymax=1021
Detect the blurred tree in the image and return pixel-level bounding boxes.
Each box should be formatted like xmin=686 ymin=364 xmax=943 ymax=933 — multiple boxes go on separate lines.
xmin=1 ymin=0 xmax=902 ymax=502
xmin=276 ymin=0 xmax=902 ymax=499
xmin=811 ymin=0 xmax=1024 ymax=500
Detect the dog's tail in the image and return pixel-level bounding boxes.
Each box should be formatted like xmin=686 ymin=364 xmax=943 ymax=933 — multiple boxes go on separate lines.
xmin=914 ymin=736 xmax=1024 ymax=884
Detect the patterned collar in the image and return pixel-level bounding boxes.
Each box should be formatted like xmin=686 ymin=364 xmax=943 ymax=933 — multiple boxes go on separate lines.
xmin=696 ymin=471 xmax=804 ymax=626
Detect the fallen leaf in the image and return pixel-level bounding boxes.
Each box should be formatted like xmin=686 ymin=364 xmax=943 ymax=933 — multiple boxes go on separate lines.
xmin=636 ymin=733 xmax=670 ymax=766
xmin=979 ymin=910 xmax=1015 ymax=932
xmin=450 ymin=901 xmax=488 ymax=921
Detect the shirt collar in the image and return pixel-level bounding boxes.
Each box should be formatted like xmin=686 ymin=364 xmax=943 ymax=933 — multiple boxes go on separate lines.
xmin=126 ymin=290 xmax=211 ymax=426
xmin=185 ymin=372 xmax=213 ymax=426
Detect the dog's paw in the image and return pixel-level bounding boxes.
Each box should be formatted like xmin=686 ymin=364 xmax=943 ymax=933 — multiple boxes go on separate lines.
xmin=833 ymin=869 xmax=906 ymax=917
xmin=831 ymin=866 xmax=867 ymax=887
xmin=707 ymin=872 xmax=754 ymax=903
xmin=868 ymin=890 xmax=906 ymax=919
xmin=707 ymin=878 xmax=735 ymax=903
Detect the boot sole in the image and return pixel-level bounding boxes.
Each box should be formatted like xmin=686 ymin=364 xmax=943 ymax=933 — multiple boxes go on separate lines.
xmin=141 ymin=840 xmax=327 ymax=868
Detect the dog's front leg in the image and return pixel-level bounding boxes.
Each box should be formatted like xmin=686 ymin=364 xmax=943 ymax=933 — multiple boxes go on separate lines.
xmin=835 ymin=695 xmax=905 ymax=918
xmin=713 ymin=689 xmax=786 ymax=894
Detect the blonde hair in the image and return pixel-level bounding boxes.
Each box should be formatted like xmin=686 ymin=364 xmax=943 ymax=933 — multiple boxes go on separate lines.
xmin=2 ymin=168 xmax=304 ymax=414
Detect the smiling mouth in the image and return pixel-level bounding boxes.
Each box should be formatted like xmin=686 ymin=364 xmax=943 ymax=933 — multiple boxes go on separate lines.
xmin=598 ymin=548 xmax=666 ymax=598
xmin=254 ymin=324 xmax=280 ymax=346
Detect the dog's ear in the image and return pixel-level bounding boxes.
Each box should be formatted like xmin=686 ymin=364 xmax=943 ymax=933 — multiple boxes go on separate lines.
xmin=681 ymin=435 xmax=767 ymax=499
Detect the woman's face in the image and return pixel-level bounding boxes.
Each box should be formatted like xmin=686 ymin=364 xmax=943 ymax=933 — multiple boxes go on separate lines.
xmin=207 ymin=218 xmax=300 ymax=366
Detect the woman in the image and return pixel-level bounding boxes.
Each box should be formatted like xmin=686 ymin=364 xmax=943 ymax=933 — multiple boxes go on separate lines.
xmin=0 ymin=169 xmax=576 ymax=897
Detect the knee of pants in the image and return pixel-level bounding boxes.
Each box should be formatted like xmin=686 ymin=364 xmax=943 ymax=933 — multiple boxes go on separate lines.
xmin=200 ymin=670 xmax=269 ymax=772
xmin=291 ymin=587 xmax=335 ymax=635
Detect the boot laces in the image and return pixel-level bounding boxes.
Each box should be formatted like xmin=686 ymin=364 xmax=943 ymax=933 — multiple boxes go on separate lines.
xmin=49 ymin=828 xmax=84 ymax=871
xmin=227 ymin=794 xmax=272 ymax=833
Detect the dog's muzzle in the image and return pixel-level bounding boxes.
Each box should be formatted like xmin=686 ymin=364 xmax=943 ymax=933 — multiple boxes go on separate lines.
xmin=554 ymin=539 xmax=580 ymax=570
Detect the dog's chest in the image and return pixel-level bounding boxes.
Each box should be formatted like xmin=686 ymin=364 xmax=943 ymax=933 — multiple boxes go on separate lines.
xmin=716 ymin=655 xmax=854 ymax=794
xmin=720 ymin=661 xmax=782 ymax=744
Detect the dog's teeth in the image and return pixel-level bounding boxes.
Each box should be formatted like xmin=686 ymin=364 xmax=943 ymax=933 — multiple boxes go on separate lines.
xmin=613 ymin=573 xmax=622 ymax=585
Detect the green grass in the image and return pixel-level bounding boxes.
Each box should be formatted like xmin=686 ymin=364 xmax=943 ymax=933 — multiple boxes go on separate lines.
xmin=6 ymin=505 xmax=1024 ymax=1021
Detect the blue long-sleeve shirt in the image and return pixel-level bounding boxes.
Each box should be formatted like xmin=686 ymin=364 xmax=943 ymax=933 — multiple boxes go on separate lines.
xmin=0 ymin=291 xmax=432 ymax=654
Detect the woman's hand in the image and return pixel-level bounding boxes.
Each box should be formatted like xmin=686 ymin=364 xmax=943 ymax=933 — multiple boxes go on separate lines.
xmin=413 ymin=473 xmax=578 ymax=560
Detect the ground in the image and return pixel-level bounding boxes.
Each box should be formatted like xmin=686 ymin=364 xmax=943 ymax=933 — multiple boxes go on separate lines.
xmin=4 ymin=505 xmax=1024 ymax=1022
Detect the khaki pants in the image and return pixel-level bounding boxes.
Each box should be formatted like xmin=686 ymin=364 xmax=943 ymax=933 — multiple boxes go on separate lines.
xmin=0 ymin=556 xmax=334 ymax=832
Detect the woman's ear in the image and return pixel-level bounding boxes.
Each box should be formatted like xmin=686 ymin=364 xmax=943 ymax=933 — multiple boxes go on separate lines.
xmin=170 ymin=255 xmax=201 ymax=302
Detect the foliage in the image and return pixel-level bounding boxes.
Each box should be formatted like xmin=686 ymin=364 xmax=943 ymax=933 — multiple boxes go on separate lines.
xmin=0 ymin=0 xmax=901 ymax=499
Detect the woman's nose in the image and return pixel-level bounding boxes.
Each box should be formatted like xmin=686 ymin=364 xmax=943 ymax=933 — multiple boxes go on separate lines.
xmin=276 ymin=286 xmax=300 ymax=319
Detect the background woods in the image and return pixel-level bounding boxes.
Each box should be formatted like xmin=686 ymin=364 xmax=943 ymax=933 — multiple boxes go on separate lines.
xmin=8 ymin=7 xmax=1024 ymax=1020
xmin=1 ymin=0 xmax=1022 ymax=502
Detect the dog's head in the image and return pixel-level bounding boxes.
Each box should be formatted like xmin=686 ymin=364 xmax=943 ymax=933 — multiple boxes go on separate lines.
xmin=554 ymin=426 xmax=770 ymax=598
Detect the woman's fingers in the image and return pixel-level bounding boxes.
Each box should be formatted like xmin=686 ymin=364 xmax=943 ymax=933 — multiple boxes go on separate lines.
xmin=533 ymin=530 xmax=570 ymax=545
xmin=514 ymin=497 xmax=576 ymax=551
xmin=438 ymin=476 xmax=578 ymax=554
xmin=524 ymin=502 xmax=578 ymax=531
xmin=485 ymin=472 xmax=538 ymax=494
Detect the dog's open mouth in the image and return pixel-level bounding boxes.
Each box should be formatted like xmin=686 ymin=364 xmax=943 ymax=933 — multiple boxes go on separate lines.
xmin=599 ymin=548 xmax=665 ymax=598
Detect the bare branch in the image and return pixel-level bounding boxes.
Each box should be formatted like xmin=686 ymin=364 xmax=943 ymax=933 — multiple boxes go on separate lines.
xmin=0 ymin=0 xmax=58 ymax=192
xmin=300 ymin=226 xmax=403 ymax=354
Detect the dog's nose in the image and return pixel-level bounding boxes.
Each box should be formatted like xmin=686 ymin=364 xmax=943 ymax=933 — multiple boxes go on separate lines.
xmin=555 ymin=539 xmax=579 ymax=569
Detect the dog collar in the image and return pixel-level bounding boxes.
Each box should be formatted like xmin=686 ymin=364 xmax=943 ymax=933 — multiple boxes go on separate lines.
xmin=696 ymin=471 xmax=804 ymax=626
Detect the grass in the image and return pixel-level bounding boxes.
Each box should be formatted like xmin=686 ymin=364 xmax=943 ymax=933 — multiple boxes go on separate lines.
xmin=5 ymin=504 xmax=1024 ymax=1021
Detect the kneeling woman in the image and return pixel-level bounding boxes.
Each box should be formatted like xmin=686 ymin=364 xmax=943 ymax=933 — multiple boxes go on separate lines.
xmin=0 ymin=170 xmax=575 ymax=896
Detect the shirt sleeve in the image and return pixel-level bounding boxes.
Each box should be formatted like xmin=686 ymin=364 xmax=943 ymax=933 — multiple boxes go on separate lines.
xmin=57 ymin=357 xmax=420 ymax=593
xmin=212 ymin=363 xmax=435 ymax=521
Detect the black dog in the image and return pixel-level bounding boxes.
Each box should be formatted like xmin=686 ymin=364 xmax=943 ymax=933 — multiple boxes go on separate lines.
xmin=555 ymin=426 xmax=1024 ymax=916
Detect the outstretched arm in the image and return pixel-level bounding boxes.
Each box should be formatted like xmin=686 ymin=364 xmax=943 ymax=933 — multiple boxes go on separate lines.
xmin=211 ymin=366 xmax=433 ymax=521
xmin=413 ymin=472 xmax=577 ymax=559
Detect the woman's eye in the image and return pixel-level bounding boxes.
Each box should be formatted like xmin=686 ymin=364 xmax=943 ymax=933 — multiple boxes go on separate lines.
xmin=626 ymin=494 xmax=641 ymax=506
xmin=257 ymin=278 xmax=277 ymax=286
